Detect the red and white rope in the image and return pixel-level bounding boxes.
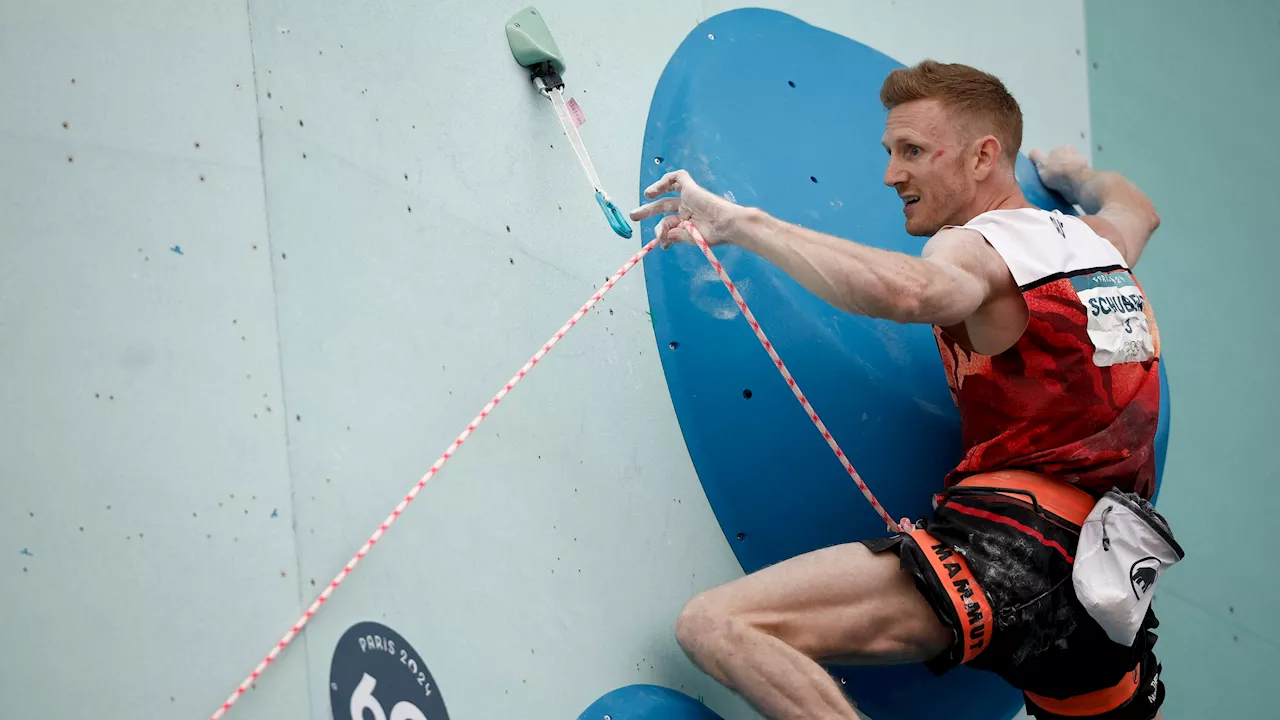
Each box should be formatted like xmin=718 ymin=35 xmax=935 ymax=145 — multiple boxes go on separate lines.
xmin=680 ymin=221 xmax=906 ymax=533
xmin=212 ymin=221 xmax=904 ymax=718
xmin=209 ymin=239 xmax=660 ymax=720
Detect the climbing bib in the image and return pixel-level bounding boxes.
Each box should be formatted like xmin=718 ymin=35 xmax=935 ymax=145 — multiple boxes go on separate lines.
xmin=1070 ymin=269 xmax=1155 ymax=367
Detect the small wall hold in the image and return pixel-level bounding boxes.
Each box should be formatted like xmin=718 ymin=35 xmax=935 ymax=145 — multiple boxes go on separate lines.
xmin=788 ymin=80 xmax=795 ymax=88
xmin=668 ymin=341 xmax=679 ymax=350
xmin=742 ymin=389 xmax=753 ymax=399
xmin=735 ymin=532 xmax=746 ymax=541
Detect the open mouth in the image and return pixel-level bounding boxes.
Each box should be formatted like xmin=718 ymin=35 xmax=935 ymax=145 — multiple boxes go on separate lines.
xmin=902 ymin=195 xmax=920 ymax=208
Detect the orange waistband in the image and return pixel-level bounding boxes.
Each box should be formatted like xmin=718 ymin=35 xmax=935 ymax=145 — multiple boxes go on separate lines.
xmin=1024 ymin=663 xmax=1142 ymax=716
xmin=951 ymin=470 xmax=1097 ymax=525
xmin=908 ymin=528 xmax=993 ymax=665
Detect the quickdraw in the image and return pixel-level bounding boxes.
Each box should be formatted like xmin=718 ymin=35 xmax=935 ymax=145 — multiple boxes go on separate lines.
xmin=506 ymin=6 xmax=632 ymax=239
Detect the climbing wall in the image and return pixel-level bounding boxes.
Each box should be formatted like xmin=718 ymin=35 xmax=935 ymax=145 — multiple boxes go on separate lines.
xmin=1084 ymin=1 xmax=1280 ymax=715
xmin=0 ymin=2 xmax=1090 ymax=719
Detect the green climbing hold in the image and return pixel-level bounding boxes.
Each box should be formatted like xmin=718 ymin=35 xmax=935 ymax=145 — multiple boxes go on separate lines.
xmin=505 ymin=6 xmax=566 ymax=73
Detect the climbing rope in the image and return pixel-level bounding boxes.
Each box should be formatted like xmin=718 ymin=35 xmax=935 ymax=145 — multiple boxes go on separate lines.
xmin=208 ymin=239 xmax=658 ymax=720
xmin=210 ymin=221 xmax=903 ymax=719
xmin=680 ymin=221 xmax=906 ymax=533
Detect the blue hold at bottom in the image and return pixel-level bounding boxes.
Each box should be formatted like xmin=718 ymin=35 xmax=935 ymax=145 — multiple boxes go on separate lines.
xmin=576 ymin=685 xmax=724 ymax=720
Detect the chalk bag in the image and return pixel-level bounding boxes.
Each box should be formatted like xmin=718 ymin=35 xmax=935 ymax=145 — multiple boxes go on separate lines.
xmin=1073 ymin=488 xmax=1184 ymax=646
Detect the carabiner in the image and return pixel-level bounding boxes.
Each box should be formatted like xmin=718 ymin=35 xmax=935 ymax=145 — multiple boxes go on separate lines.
xmin=596 ymin=191 xmax=633 ymax=239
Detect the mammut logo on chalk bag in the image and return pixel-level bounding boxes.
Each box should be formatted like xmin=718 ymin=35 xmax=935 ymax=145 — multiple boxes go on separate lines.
xmin=1130 ymin=556 xmax=1160 ymax=598
xmin=931 ymin=543 xmax=986 ymax=650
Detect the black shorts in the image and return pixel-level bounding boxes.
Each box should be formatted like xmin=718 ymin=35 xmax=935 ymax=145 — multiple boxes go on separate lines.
xmin=862 ymin=471 xmax=1165 ymax=720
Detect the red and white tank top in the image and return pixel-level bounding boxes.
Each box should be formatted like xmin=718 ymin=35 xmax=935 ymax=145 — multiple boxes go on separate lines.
xmin=933 ymin=208 xmax=1162 ymax=500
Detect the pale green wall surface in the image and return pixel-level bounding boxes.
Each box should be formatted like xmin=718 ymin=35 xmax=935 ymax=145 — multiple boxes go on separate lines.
xmin=2 ymin=2 xmax=1106 ymax=719
xmin=1085 ymin=1 xmax=1280 ymax=717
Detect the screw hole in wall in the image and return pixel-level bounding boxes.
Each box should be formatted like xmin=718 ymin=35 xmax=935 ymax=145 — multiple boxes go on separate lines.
xmin=668 ymin=341 xmax=679 ymax=350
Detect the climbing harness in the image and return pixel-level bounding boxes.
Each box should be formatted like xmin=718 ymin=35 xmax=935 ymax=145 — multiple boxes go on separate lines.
xmin=505 ymin=6 xmax=632 ymax=239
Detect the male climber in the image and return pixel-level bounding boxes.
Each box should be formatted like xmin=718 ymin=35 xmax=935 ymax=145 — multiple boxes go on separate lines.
xmin=629 ymin=60 xmax=1168 ymax=720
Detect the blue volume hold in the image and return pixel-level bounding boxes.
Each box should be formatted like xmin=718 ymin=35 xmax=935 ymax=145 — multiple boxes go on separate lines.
xmin=576 ymin=685 xmax=724 ymax=720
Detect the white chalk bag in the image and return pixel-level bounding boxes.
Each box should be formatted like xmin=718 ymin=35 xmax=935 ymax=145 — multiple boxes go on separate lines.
xmin=1073 ymin=488 xmax=1184 ymax=646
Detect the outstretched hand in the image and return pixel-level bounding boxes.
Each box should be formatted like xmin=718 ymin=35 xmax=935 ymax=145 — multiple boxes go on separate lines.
xmin=629 ymin=169 xmax=745 ymax=249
